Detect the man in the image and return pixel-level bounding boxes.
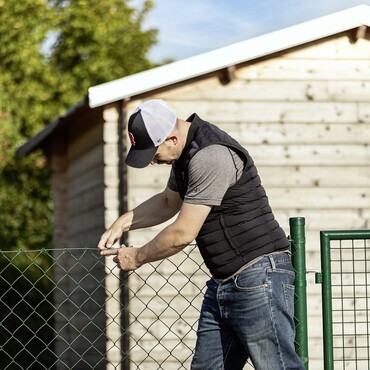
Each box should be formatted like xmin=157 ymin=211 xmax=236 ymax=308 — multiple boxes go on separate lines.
xmin=98 ymin=99 xmax=304 ymax=370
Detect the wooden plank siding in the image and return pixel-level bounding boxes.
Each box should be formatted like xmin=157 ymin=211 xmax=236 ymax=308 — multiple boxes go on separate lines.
xmin=124 ymin=34 xmax=370 ymax=370
xmin=49 ymin=105 xmax=124 ymax=369
xmin=100 ymin=104 xmax=124 ymax=368
xmin=50 ymin=135 xmax=72 ymax=369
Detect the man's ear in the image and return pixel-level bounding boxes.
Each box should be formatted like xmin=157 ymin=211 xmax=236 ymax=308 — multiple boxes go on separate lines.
xmin=166 ymin=136 xmax=178 ymax=145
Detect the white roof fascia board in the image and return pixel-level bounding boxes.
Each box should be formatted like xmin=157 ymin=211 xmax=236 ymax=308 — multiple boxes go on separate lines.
xmin=88 ymin=5 xmax=370 ymax=108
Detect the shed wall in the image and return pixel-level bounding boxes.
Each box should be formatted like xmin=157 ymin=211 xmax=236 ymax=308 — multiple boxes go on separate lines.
xmin=125 ymin=34 xmax=370 ymax=370
xmin=51 ymin=106 xmax=123 ymax=369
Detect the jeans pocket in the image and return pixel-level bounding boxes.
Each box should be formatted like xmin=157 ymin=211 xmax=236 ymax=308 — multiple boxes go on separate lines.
xmin=234 ymin=268 xmax=268 ymax=291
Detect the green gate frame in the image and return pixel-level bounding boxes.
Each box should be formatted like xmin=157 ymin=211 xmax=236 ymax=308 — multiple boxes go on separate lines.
xmin=318 ymin=230 xmax=370 ymax=370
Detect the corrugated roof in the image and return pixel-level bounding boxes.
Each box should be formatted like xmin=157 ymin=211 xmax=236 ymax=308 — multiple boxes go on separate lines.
xmin=88 ymin=4 xmax=370 ymax=108
xmin=17 ymin=4 xmax=370 ymax=156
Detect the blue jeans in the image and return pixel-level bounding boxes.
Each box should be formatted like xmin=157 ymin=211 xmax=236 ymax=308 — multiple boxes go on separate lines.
xmin=191 ymin=252 xmax=305 ymax=370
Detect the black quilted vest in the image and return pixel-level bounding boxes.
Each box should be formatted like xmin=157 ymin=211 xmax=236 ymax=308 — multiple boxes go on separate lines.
xmin=174 ymin=114 xmax=289 ymax=279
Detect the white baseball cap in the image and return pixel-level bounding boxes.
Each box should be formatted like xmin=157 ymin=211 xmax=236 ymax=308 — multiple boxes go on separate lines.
xmin=125 ymin=99 xmax=177 ymax=168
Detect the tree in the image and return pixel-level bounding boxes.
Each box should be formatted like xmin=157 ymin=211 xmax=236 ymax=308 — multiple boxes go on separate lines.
xmin=0 ymin=0 xmax=55 ymax=250
xmin=0 ymin=0 xmax=58 ymax=137
xmin=0 ymin=0 xmax=157 ymax=249
xmin=50 ymin=0 xmax=157 ymax=106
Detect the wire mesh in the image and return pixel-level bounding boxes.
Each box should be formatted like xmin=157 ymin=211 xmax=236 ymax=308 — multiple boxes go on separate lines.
xmin=1 ymin=230 xmax=308 ymax=370
xmin=331 ymin=238 xmax=370 ymax=370
xmin=0 ymin=245 xmax=209 ymax=370
xmin=320 ymin=231 xmax=370 ymax=370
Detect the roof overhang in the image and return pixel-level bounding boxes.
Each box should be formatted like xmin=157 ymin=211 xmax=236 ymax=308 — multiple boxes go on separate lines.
xmin=88 ymin=4 xmax=370 ymax=108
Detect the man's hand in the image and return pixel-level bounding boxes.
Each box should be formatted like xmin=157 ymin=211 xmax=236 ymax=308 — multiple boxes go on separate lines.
xmin=100 ymin=245 xmax=142 ymax=271
xmin=97 ymin=221 xmax=126 ymax=250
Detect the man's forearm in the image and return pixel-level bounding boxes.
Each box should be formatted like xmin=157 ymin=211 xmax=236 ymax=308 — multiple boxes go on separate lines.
xmin=100 ymin=202 xmax=211 ymax=271
xmin=100 ymin=221 xmax=193 ymax=271
xmin=130 ymin=192 xmax=179 ymax=230
xmin=98 ymin=190 xmax=180 ymax=249
xmin=136 ymin=222 xmax=193 ymax=265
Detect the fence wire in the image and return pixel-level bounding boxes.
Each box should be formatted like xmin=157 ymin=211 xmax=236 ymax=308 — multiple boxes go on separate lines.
xmin=1 ymin=223 xmax=309 ymax=370
xmin=320 ymin=231 xmax=370 ymax=370
xmin=0 ymin=245 xmax=210 ymax=370
xmin=330 ymin=238 xmax=370 ymax=369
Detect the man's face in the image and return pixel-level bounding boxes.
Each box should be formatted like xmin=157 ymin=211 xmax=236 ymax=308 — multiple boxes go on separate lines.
xmin=151 ymin=138 xmax=179 ymax=165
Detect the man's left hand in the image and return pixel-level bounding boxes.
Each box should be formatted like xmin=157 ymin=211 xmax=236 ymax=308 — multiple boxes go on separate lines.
xmin=100 ymin=245 xmax=141 ymax=271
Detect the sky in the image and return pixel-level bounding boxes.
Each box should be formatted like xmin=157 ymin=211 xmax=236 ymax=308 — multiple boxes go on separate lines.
xmin=134 ymin=0 xmax=370 ymax=63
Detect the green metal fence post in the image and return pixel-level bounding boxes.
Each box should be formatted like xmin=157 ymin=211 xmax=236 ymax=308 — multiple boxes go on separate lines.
xmin=319 ymin=231 xmax=334 ymax=370
xmin=319 ymin=232 xmax=335 ymax=370
xmin=290 ymin=217 xmax=309 ymax=370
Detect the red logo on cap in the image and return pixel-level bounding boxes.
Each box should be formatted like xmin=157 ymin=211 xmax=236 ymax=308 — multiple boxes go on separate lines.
xmin=128 ymin=132 xmax=136 ymax=146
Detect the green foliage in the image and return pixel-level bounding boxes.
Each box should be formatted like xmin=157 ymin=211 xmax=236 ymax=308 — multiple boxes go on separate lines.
xmin=0 ymin=0 xmax=157 ymax=251
xmin=50 ymin=0 xmax=157 ymax=105
xmin=0 ymin=250 xmax=56 ymax=369
xmin=0 ymin=0 xmax=57 ymax=137
xmin=0 ymin=150 xmax=52 ymax=250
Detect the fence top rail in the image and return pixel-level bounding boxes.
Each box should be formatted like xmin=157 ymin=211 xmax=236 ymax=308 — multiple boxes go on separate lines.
xmin=0 ymin=243 xmax=199 ymax=255
xmin=320 ymin=230 xmax=370 ymax=241
xmin=0 ymin=247 xmax=98 ymax=254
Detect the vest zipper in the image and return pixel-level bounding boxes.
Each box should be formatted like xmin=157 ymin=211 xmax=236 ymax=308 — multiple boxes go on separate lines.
xmin=219 ymin=215 xmax=243 ymax=257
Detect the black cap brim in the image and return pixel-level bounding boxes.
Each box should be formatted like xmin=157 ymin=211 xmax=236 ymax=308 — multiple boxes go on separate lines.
xmin=125 ymin=145 xmax=158 ymax=168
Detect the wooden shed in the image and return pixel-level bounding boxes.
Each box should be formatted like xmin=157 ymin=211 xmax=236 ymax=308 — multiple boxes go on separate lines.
xmin=19 ymin=5 xmax=370 ymax=370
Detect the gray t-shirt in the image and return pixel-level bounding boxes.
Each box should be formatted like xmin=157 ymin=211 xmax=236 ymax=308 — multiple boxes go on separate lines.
xmin=167 ymin=145 xmax=244 ymax=206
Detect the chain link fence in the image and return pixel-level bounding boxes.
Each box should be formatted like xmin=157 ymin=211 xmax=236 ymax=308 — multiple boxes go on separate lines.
xmin=3 ymin=222 xmax=370 ymax=369
xmin=0 ymin=245 xmax=210 ymax=370
xmin=1 ymin=218 xmax=309 ymax=370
